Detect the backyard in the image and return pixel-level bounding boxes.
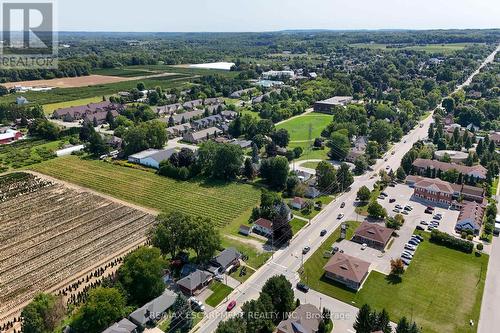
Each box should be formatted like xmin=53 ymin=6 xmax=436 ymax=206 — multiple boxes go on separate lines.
xmin=276 ymin=113 xmax=331 ymax=142
xmin=302 ymin=230 xmax=488 ymax=333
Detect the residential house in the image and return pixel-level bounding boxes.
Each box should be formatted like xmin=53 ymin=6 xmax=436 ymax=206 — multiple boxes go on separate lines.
xmin=156 ymin=103 xmax=182 ymax=115
xmin=52 ymin=101 xmax=123 ymax=122
xmin=229 ymin=88 xmax=254 ymax=99
xmin=253 ymin=218 xmax=273 ymax=237
xmin=346 ymin=136 xmax=368 ymax=163
xmin=276 ymin=304 xmax=322 ymax=333
xmin=220 ymin=110 xmax=238 ymax=119
xmin=83 ymin=110 xmax=119 ymax=125
xmin=208 ymin=248 xmax=241 ymax=274
xmin=191 ymin=115 xmax=223 ymax=131
xmin=128 ymin=149 xmax=176 ymax=169
xmin=205 ymin=104 xmax=225 ymax=115
xmin=182 ymin=99 xmax=203 ymax=110
xmin=16 ymin=96 xmax=28 ymax=105
xmin=204 ymin=97 xmax=225 ymax=105
xmin=262 ymin=70 xmax=295 ymax=80
xmin=313 ymin=96 xmax=353 ymax=113
xmin=231 ymin=139 xmax=252 ymax=149
xmin=352 ymin=222 xmax=393 ymax=250
xmin=170 ymin=110 xmax=205 ymax=125
xmin=183 ymin=127 xmax=223 ymax=144
xmin=167 ymin=123 xmax=192 ymax=137
xmin=0 ymin=128 xmax=22 ymax=144
xmin=323 ymin=252 xmax=370 ymax=290
xmin=102 ymin=318 xmax=137 ymax=333
xmin=291 ymin=197 xmax=307 ymax=210
xmin=177 ymin=269 xmax=213 ymax=295
xmin=412 ymin=158 xmax=487 ymax=180
xmin=490 ymin=132 xmax=500 ymax=147
xmin=128 ymin=290 xmax=177 ymax=328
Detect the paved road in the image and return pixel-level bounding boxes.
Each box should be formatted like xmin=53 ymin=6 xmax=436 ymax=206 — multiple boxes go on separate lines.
xmin=195 ymin=44 xmax=500 ymax=333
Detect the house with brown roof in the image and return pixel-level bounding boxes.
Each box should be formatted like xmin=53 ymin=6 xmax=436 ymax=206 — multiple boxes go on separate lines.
xmin=412 ymin=158 xmax=487 ymax=180
xmin=253 ymin=218 xmax=273 ymax=237
xmin=455 ymin=201 xmax=485 ymax=235
xmin=352 ymin=222 xmax=393 ymax=250
xmin=277 ymin=304 xmax=322 ymax=333
xmin=323 ymin=252 xmax=370 ymax=290
xmin=291 ymin=197 xmax=307 ymax=210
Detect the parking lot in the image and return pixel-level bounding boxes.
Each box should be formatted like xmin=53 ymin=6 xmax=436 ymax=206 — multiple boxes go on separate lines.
xmin=335 ymin=184 xmax=461 ymax=274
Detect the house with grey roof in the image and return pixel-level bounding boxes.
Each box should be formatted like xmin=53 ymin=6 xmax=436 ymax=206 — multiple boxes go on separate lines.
xmin=156 ymin=103 xmax=182 ymax=115
xmin=170 ymin=110 xmax=205 ymax=124
xmin=208 ymin=248 xmax=241 ymax=274
xmin=183 ymin=99 xmax=203 ymax=110
xmin=102 ymin=318 xmax=137 ymax=333
xmin=191 ymin=115 xmax=223 ymax=131
xmin=52 ymin=101 xmax=123 ymax=122
xmin=177 ymin=269 xmax=213 ymax=295
xmin=277 ymin=304 xmax=322 ymax=333
xmin=127 ymin=148 xmax=176 ymax=169
xmin=166 ymin=123 xmax=192 ymax=137
xmin=183 ymin=127 xmax=223 ymax=144
xmin=128 ymin=290 xmax=177 ymax=328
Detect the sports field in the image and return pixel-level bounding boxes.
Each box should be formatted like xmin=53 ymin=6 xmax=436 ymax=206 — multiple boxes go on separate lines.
xmin=276 ymin=113 xmax=331 ymax=142
xmin=29 ymin=156 xmax=261 ymax=228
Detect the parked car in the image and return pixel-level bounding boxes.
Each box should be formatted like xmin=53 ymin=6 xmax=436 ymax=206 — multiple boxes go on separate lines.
xmin=378 ymin=196 xmax=385 ymax=200
xmin=401 ymin=253 xmax=413 ymax=260
xmin=320 ymin=229 xmax=327 ymax=237
xmin=337 ymin=213 xmax=344 ymax=220
xmin=296 ymin=282 xmax=310 ymax=293
xmin=413 ymin=235 xmax=424 ymax=242
xmin=424 ymin=209 xmax=433 ymax=214
xmin=427 ymin=206 xmax=435 ymax=211
xmin=420 ymin=221 xmax=429 ymax=225
xmin=402 ymin=210 xmax=409 ymax=215
xmin=340 ymin=202 xmax=345 ymax=208
xmin=302 ymin=246 xmax=311 ymax=254
xmin=393 ymin=208 xmax=401 ymax=213
xmin=189 ymin=297 xmax=205 ymax=312
xmin=389 ymin=198 xmax=396 ymax=203
xmin=405 ymin=244 xmax=416 ymax=251
xmin=332 ymin=246 xmax=339 ymax=253
xmin=386 ymin=166 xmax=390 ymax=170
xmin=401 ymin=258 xmax=412 ymax=266
xmin=381 ymin=192 xmax=388 ymax=197
xmin=226 ymin=300 xmax=236 ymax=312
xmin=408 ymin=239 xmax=419 ymax=246
xmin=361 ymin=243 xmax=368 ymax=250
xmin=402 ymin=250 xmax=414 ymax=257
xmin=404 ymin=206 xmax=413 ymax=211
xmin=427 ymin=225 xmax=437 ymax=231
xmin=395 ymin=204 xmax=403 ymax=209
xmin=434 ymin=215 xmax=442 ymax=220
xmin=410 ymin=237 xmax=421 ymax=244
xmin=416 ymin=225 xmax=425 ymax=231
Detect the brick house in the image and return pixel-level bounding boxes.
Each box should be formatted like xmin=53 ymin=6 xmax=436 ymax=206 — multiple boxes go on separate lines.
xmin=352 ymin=222 xmax=393 ymax=250
xmin=323 ymin=252 xmax=370 ymax=290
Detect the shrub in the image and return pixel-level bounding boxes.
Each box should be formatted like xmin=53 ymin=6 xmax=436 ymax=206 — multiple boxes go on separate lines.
xmin=476 ymin=243 xmax=484 ymax=251
xmin=430 ymin=230 xmax=474 ymax=253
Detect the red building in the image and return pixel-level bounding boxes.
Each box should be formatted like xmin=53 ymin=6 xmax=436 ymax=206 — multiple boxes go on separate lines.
xmin=0 ymin=128 xmax=22 ymax=144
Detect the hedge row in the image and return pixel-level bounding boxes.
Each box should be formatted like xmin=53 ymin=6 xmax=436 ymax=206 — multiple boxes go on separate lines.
xmin=430 ymin=229 xmax=474 ymax=253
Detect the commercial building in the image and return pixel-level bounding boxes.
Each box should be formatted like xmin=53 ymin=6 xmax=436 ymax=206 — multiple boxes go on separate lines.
xmin=313 ymin=96 xmax=353 ymax=113
xmin=352 ymin=222 xmax=393 ymax=250
xmin=323 ymin=252 xmax=370 ymax=290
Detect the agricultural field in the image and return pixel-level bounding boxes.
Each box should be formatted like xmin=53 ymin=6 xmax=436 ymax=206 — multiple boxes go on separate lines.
xmin=0 ymin=74 xmax=192 ymax=105
xmin=94 ymin=64 xmax=239 ymax=78
xmin=0 ymin=138 xmax=63 ymax=171
xmin=43 ymin=96 xmax=105 ymax=115
xmin=29 ymin=156 xmax=261 ymax=228
xmin=276 ymin=113 xmax=331 ymax=142
xmin=0 ymin=172 xmax=156 ymax=325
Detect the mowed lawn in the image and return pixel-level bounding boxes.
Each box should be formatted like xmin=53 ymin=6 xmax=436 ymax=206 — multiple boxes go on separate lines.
xmin=205 ymin=282 xmax=234 ymax=307
xmin=43 ymin=96 xmax=105 ymax=115
xmin=276 ymin=113 xmax=331 ymax=142
xmin=302 ymin=230 xmax=488 ymax=333
xmin=29 ymin=156 xmax=261 ymax=228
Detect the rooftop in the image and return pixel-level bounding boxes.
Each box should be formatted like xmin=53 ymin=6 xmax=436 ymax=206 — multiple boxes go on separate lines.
xmin=323 ymin=252 xmax=370 ymax=283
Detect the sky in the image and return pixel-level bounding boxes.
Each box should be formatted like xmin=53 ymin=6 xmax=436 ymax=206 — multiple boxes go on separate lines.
xmin=56 ymin=0 xmax=500 ymax=32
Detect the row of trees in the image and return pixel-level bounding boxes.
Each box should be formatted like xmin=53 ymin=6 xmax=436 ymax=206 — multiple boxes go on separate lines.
xmin=354 ymin=304 xmax=420 ymax=333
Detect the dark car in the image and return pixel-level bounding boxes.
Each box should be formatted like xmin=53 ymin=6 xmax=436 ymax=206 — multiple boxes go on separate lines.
xmin=389 ymin=198 xmax=396 ymax=203
xmin=424 ymin=209 xmax=432 ymax=214
xmin=320 ymin=229 xmax=327 ymax=237
xmin=296 ymin=282 xmax=310 ymax=293
xmin=340 ymin=202 xmax=345 ymax=208
xmin=416 ymin=225 xmax=425 ymax=231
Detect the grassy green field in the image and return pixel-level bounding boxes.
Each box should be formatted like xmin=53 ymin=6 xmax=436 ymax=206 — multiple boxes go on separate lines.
xmin=220 ymin=237 xmax=271 ymax=269
xmin=289 ymin=195 xmax=334 ymax=219
xmin=0 ymin=74 xmax=192 ymax=105
xmin=350 ymin=42 xmax=481 ymax=54
xmin=29 ymin=156 xmax=260 ymax=227
xmin=95 ymin=64 xmax=240 ymax=78
xmin=290 ymin=218 xmax=308 ymax=235
xmin=300 ymin=161 xmax=320 ymax=169
xmin=490 ymin=177 xmax=499 ymax=196
xmin=91 ymin=68 xmax=157 ymax=77
xmin=0 ymin=138 xmax=66 ymax=171
xmin=277 ymin=113 xmax=331 ymax=142
xmin=289 ymin=142 xmax=329 ymax=161
xmin=205 ymin=282 xmax=234 ymax=307
xmin=302 ymin=231 xmax=488 ymax=333
xmin=43 ymin=96 xmax=105 ymax=115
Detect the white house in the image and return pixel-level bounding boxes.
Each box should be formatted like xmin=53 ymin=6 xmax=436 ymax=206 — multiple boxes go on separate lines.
xmin=253 ymin=218 xmax=273 ymax=237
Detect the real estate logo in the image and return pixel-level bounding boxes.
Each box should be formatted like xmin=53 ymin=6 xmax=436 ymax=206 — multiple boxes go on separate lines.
xmin=0 ymin=0 xmax=57 ymax=69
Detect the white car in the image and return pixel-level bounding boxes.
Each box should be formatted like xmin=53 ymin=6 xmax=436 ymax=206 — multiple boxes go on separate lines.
xmin=401 ymin=258 xmax=411 ymax=266
xmin=405 ymin=244 xmax=416 ymax=251
xmin=189 ymin=297 xmax=205 ymax=312
xmin=361 ymin=243 xmax=368 ymax=250
xmin=337 ymin=213 xmax=344 ymax=220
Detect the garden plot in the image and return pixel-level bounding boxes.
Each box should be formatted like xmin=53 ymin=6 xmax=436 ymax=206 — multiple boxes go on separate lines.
xmin=0 ymin=173 xmax=156 ymax=325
